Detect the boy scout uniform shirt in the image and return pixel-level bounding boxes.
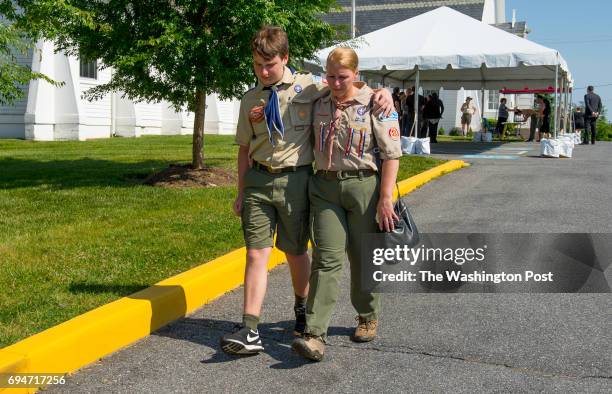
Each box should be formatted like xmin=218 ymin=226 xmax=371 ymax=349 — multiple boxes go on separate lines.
xmin=312 ymin=83 xmax=402 ymax=171
xmin=235 ymin=67 xmax=322 ymax=169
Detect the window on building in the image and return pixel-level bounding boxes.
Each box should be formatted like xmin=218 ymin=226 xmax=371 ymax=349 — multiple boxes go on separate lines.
xmin=487 ymin=90 xmax=500 ymax=111
xmin=79 ymin=58 xmax=98 ymax=79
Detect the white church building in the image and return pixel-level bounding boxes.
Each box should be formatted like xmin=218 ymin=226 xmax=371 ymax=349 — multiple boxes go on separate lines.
xmin=0 ymin=0 xmax=530 ymax=140
xmin=0 ymin=41 xmax=240 ymax=140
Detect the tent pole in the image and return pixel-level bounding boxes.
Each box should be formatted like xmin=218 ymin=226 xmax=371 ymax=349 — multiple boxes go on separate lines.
xmin=565 ymin=80 xmax=572 ymax=132
xmin=563 ymin=77 xmax=567 ymax=133
xmin=414 ymin=67 xmax=420 ymax=138
xmin=554 ymin=53 xmax=559 ymax=138
xmin=560 ymin=77 xmax=564 ymax=133
xmin=569 ymin=86 xmax=576 ymax=133
xmin=559 ymin=76 xmax=565 ymax=134
xmin=563 ymin=79 xmax=567 ymax=133
xmin=480 ymin=88 xmax=485 ymax=131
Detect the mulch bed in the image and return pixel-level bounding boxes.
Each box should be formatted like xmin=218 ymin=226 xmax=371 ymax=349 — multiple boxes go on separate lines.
xmin=143 ymin=164 xmax=236 ymax=188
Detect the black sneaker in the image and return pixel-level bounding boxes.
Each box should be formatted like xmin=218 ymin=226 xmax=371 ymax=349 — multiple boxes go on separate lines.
xmin=220 ymin=325 xmax=264 ymax=355
xmin=293 ymin=304 xmax=306 ymax=336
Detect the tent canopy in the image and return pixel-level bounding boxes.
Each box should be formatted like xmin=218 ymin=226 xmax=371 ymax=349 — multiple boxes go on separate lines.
xmin=312 ymin=6 xmax=571 ymax=90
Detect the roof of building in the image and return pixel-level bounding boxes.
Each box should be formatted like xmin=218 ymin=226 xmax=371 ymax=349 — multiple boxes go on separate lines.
xmin=492 ymin=21 xmax=529 ymax=37
xmin=322 ymin=0 xmax=486 ymax=37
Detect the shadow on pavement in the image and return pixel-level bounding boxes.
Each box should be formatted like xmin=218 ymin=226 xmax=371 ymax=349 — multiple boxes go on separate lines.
xmin=153 ymin=317 xmax=356 ymax=369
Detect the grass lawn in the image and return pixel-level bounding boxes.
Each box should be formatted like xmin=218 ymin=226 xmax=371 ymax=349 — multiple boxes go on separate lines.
xmin=0 ymin=135 xmax=444 ymax=348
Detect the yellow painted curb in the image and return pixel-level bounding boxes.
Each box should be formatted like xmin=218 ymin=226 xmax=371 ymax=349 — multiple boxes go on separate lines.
xmin=0 ymin=248 xmax=287 ymax=393
xmin=0 ymin=159 xmax=466 ymax=393
xmin=394 ymin=159 xmax=467 ymax=200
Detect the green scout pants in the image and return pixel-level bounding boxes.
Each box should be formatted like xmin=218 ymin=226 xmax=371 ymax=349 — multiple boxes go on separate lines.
xmin=241 ymin=166 xmax=312 ymax=255
xmin=305 ymin=171 xmax=381 ymax=337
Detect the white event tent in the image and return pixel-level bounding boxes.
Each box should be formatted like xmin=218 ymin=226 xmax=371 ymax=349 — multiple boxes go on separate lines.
xmin=312 ymin=6 xmax=573 ymax=135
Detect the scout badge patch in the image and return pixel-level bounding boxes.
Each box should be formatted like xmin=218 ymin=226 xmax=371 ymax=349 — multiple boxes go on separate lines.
xmin=388 ymin=127 xmax=400 ymax=140
xmin=249 ymin=103 xmax=265 ymax=123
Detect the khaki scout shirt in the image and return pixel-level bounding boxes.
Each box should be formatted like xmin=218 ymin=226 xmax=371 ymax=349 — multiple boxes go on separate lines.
xmin=235 ymin=67 xmax=323 ymax=169
xmin=312 ymin=83 xmax=402 ymax=171
xmin=461 ymin=102 xmax=477 ymax=115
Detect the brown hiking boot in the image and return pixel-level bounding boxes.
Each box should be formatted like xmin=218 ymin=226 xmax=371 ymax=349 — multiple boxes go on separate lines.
xmin=351 ymin=316 xmax=378 ymax=342
xmin=291 ymin=334 xmax=325 ymax=361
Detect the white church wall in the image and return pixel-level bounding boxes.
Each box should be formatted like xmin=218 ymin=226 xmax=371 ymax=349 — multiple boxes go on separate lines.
xmin=135 ymin=102 xmax=163 ymax=136
xmin=77 ymin=66 xmax=112 ymax=140
xmin=0 ymin=48 xmax=30 ymax=138
xmin=203 ymin=93 xmax=239 ymax=135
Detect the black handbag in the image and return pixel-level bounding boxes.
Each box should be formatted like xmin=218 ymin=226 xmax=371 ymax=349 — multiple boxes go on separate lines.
xmin=378 ymin=184 xmax=420 ymax=248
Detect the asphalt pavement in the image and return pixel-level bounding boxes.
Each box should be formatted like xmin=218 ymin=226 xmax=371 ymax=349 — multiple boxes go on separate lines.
xmin=52 ymin=141 xmax=612 ymax=393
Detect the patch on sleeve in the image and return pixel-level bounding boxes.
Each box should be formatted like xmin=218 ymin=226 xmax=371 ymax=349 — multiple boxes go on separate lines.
xmin=388 ymin=127 xmax=400 ymax=140
xmin=379 ymin=111 xmax=399 ymax=122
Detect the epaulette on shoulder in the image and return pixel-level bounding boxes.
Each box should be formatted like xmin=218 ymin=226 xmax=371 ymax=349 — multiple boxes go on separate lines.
xmin=296 ymin=69 xmax=311 ymax=75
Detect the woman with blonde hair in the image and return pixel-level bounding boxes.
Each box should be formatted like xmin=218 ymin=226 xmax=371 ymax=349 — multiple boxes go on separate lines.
xmin=291 ymin=47 xmax=402 ymax=361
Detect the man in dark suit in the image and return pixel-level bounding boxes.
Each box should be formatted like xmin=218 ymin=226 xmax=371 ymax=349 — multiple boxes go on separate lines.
xmin=584 ymin=85 xmax=602 ymax=145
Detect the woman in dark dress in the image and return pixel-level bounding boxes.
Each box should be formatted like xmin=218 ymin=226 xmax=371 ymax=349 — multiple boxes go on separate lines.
xmin=573 ymin=106 xmax=585 ymax=143
xmin=423 ymin=92 xmax=444 ymax=143
xmin=537 ymin=95 xmax=552 ymax=141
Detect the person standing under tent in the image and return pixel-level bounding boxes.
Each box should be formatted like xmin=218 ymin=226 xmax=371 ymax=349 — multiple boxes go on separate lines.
xmin=460 ymin=97 xmax=477 ymax=137
xmin=392 ymin=87 xmax=401 ymax=114
xmin=536 ymin=95 xmax=551 ymax=141
xmin=419 ymin=95 xmax=430 ymax=138
xmin=401 ymin=90 xmax=411 ymax=137
xmin=424 ymin=92 xmax=444 ymax=143
xmin=573 ymin=106 xmax=585 ymax=143
xmin=495 ymin=98 xmax=515 ymax=140
xmin=405 ymin=86 xmax=425 ymax=137
xmin=526 ymin=97 xmax=541 ymax=142
xmin=398 ymin=91 xmax=406 ymax=133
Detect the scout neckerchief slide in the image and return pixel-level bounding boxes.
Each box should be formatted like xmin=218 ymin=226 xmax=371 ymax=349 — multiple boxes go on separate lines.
xmin=371 ymin=132 xmax=420 ymax=248
xmin=264 ymin=85 xmax=284 ymax=146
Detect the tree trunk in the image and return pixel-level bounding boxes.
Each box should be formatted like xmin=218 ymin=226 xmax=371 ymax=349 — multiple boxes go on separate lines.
xmin=192 ymin=88 xmax=206 ymax=169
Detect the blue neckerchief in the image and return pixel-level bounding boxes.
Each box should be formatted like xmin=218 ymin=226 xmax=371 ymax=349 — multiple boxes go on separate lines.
xmin=264 ymin=86 xmax=284 ymax=146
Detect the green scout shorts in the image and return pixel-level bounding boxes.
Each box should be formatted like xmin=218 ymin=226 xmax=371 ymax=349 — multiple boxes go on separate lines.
xmin=241 ymin=166 xmax=312 ymax=255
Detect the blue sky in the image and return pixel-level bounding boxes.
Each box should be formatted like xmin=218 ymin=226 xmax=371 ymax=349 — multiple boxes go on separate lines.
xmin=507 ymin=0 xmax=612 ymax=109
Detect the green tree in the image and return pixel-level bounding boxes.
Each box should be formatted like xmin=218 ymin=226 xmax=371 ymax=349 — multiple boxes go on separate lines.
xmin=18 ymin=0 xmax=337 ymax=169
xmin=0 ymin=1 xmax=60 ymax=104
xmin=595 ymin=105 xmax=611 ymax=141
